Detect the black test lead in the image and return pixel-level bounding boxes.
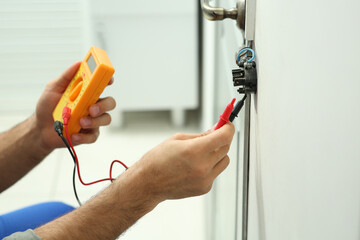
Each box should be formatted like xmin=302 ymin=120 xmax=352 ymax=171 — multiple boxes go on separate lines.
xmin=229 ymin=94 xmax=247 ymax=122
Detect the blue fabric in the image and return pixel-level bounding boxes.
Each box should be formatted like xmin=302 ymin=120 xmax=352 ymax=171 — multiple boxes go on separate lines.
xmin=0 ymin=201 xmax=74 ymax=239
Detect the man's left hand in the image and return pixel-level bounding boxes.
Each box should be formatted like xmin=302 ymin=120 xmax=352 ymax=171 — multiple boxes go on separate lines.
xmin=34 ymin=61 xmax=116 ymax=151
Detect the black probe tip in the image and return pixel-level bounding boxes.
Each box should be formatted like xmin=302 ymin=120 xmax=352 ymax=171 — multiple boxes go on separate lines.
xmin=229 ymin=95 xmax=247 ymax=122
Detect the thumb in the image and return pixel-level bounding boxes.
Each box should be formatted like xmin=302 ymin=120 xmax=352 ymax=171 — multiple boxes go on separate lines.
xmin=49 ymin=61 xmax=81 ymax=93
xmin=171 ymin=124 xmax=218 ymax=141
xmin=195 ymin=123 xmax=235 ymax=150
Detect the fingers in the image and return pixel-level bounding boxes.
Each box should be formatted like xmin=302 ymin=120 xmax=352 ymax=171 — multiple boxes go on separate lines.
xmin=89 ymin=97 xmax=116 ymax=118
xmin=78 ymin=96 xmax=116 ymax=129
xmin=171 ymin=132 xmax=205 ymax=141
xmin=211 ymin=155 xmax=230 ymax=180
xmin=49 ymin=61 xmax=81 ymax=92
xmin=79 ymin=96 xmax=116 ymax=129
xmin=80 ymin=113 xmax=112 ymax=129
xmin=193 ymin=155 xmax=230 ymax=196
xmin=172 ymin=123 xmax=234 ymax=169
xmin=71 ymin=128 xmax=100 ymax=145
xmin=108 ymin=77 xmax=114 ymax=86
xmin=71 ymin=97 xmax=115 ymax=144
xmin=212 ymin=144 xmax=231 ymax=165
xmin=170 ymin=125 xmax=216 ymax=141
xmin=196 ymin=123 xmax=235 ymax=151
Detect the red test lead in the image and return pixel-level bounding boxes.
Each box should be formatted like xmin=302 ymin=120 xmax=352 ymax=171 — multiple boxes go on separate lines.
xmin=62 ymin=106 xmax=71 ymax=125
xmin=214 ymin=98 xmax=236 ymax=130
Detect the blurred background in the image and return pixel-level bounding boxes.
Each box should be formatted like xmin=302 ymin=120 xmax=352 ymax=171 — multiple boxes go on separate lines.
xmin=0 ymin=0 xmax=241 ymax=239
xmin=2 ymin=0 xmax=360 ymax=240
xmin=0 ymin=0 xmax=205 ymax=239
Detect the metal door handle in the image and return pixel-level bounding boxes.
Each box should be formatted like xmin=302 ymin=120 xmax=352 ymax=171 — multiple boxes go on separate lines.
xmin=200 ymin=0 xmax=245 ymax=30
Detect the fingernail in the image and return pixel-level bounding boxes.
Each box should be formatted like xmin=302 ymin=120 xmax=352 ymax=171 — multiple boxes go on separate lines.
xmin=81 ymin=118 xmax=92 ymax=127
xmin=90 ymin=106 xmax=100 ymax=116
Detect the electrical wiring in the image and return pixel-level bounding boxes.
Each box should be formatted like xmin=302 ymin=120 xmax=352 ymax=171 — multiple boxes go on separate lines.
xmin=109 ymin=160 xmax=128 ymax=180
xmin=63 ymin=123 xmax=128 ymax=186
xmin=54 ymin=122 xmax=82 ymax=206
xmin=237 ymin=48 xmax=255 ymax=63
xmin=54 ymin=108 xmax=128 ymax=207
xmin=246 ymin=41 xmax=253 ymax=57
xmin=237 ymin=41 xmax=253 ymax=58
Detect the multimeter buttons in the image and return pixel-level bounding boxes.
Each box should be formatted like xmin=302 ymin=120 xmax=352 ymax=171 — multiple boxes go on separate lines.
xmin=53 ymin=46 xmax=114 ymax=137
xmin=69 ymin=75 xmax=83 ymax=102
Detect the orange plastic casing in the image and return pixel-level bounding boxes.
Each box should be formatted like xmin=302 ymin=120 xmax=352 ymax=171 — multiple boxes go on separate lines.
xmin=52 ymin=46 xmax=115 ymax=137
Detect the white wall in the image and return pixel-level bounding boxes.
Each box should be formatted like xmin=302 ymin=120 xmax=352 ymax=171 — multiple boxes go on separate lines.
xmin=248 ymin=0 xmax=360 ymax=239
xmin=0 ymin=0 xmax=88 ymax=114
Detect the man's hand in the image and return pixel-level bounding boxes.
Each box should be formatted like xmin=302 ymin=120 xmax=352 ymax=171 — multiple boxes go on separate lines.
xmin=133 ymin=123 xmax=236 ymax=201
xmin=35 ymin=61 xmax=116 ymax=151
xmin=34 ymin=123 xmax=235 ymax=240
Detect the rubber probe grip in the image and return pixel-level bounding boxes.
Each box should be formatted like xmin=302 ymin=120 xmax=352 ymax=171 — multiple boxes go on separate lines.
xmin=214 ymin=98 xmax=236 ymax=130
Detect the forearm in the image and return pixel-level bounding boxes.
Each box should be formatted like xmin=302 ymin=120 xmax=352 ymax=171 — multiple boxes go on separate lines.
xmin=34 ymin=124 xmax=235 ymax=239
xmin=0 ymin=114 xmax=52 ymax=192
xmin=35 ymin=162 xmax=160 ymax=240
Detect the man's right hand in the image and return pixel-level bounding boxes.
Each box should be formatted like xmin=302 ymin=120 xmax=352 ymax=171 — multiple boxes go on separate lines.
xmin=34 ymin=123 xmax=235 ymax=240
xmin=133 ymin=123 xmax=235 ymax=202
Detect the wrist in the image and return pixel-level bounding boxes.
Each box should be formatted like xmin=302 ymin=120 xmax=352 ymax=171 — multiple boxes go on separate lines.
xmin=27 ymin=114 xmax=53 ymax=157
xmin=113 ymin=161 xmax=162 ymax=211
xmin=35 ymin=161 xmax=162 ymax=239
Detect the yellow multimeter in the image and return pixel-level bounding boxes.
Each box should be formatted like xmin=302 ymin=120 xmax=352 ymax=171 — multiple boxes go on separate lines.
xmin=53 ymin=46 xmax=115 ymax=137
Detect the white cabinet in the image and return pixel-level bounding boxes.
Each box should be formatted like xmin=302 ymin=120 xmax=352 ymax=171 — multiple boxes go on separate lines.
xmin=89 ymin=0 xmax=199 ymax=126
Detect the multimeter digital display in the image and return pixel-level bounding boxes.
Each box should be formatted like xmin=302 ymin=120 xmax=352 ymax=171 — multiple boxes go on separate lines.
xmin=87 ymin=54 xmax=97 ymax=74
xmin=53 ymin=46 xmax=115 ymax=137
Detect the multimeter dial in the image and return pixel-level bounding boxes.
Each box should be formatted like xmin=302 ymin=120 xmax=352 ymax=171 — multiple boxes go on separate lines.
xmin=69 ymin=75 xmax=84 ymax=102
